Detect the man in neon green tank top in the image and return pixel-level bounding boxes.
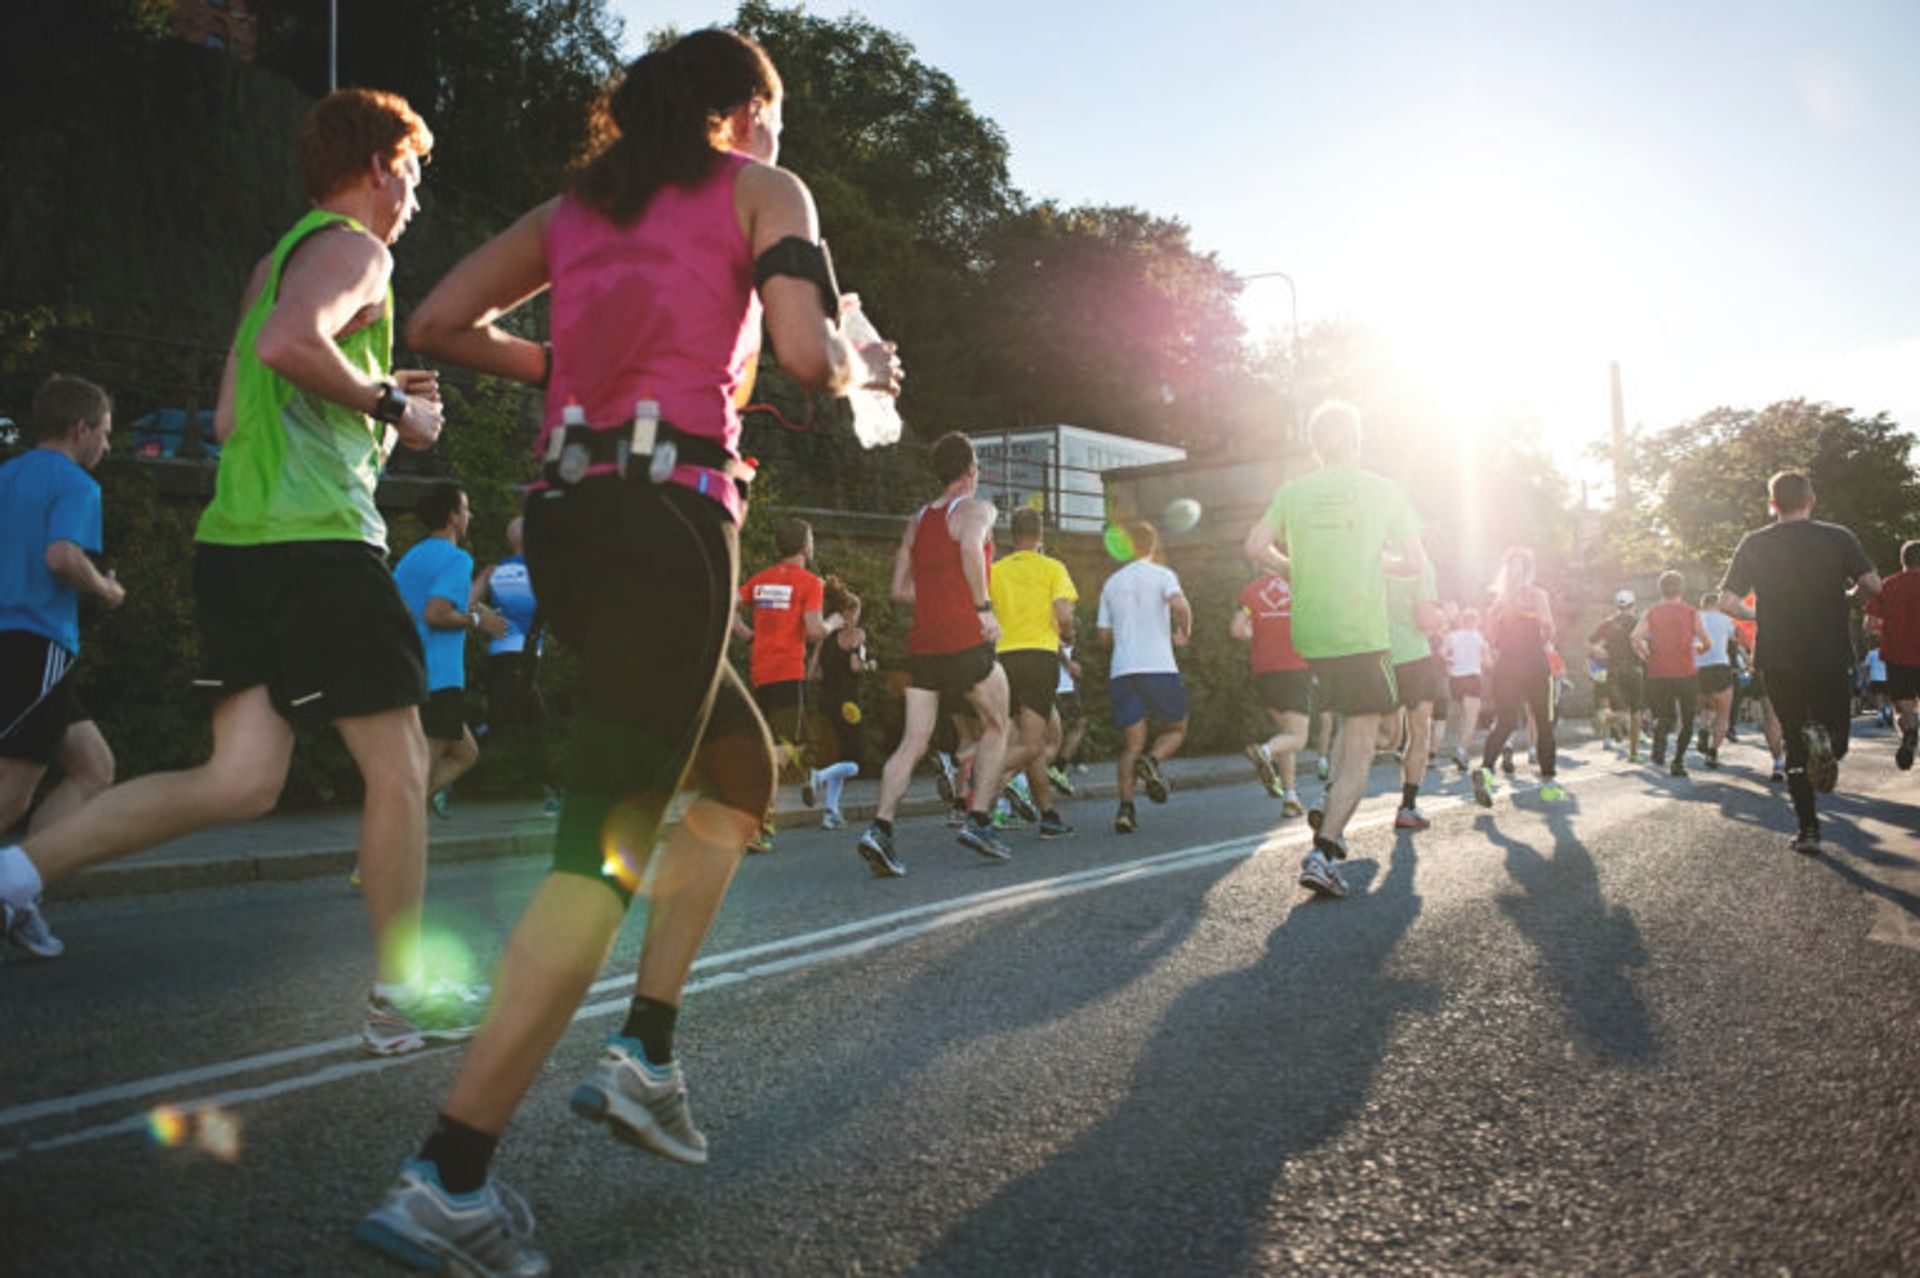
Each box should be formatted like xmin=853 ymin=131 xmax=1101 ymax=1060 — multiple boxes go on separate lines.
xmin=0 ymin=90 xmax=482 ymax=1056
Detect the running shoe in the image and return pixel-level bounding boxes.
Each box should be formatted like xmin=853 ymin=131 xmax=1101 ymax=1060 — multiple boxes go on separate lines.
xmin=429 ymin=789 xmax=452 ymax=820
xmin=1697 ymin=727 xmax=1710 ymax=755
xmin=355 ymin=1159 xmax=547 ymax=1278
xmin=1135 ymin=755 xmax=1170 ymax=804
xmin=1650 ymin=736 xmax=1667 ymax=767
xmin=746 ymin=824 xmax=775 ymax=855
xmin=362 ymin=981 xmax=488 ymax=1057
xmin=1038 ymin=812 xmax=1075 ymax=839
xmin=1769 ymin=762 xmax=1787 ymax=784
xmin=1538 ymin=781 xmax=1569 ymax=802
xmin=348 ymin=865 xmax=363 ymax=892
xmin=991 ymin=805 xmax=1021 ymax=831
xmin=1315 ymin=755 xmax=1330 ymax=782
xmin=1393 ymin=806 xmax=1432 ymax=831
xmin=1245 ymin=742 xmax=1279 ymax=793
xmin=569 ymin=1034 xmax=708 ymax=1164
xmin=801 ymin=770 xmax=818 ymax=809
xmin=541 ymin=789 xmax=563 ymax=818
xmin=1114 ymin=804 xmax=1137 ymax=834
xmin=1791 ymin=826 xmax=1822 ymax=856
xmin=857 ymin=825 xmax=905 ymax=878
xmin=1045 ymin=763 xmax=1077 ymax=798
xmin=1806 ymin=723 xmax=1839 ymax=793
xmin=1471 ymin=766 xmax=1495 ymax=808
xmin=3 ymin=897 xmax=64 ymax=961
xmin=1452 ymin=747 xmax=1469 ymax=771
xmin=1280 ymin=791 xmax=1306 ymax=818
xmin=820 ymin=810 xmax=846 ymax=831
xmin=944 ymin=803 xmax=969 ymax=828
xmin=1669 ymin=759 xmax=1688 ymax=779
xmin=957 ymin=820 xmax=1013 ymax=862
xmin=1500 ymin=748 xmax=1515 ymax=776
xmin=933 ymin=751 xmax=959 ymax=806
xmin=1266 ymin=778 xmax=1287 ymax=800
xmin=1298 ymin=848 xmax=1349 ymax=899
xmin=1705 ymin=748 xmax=1720 ymax=770
xmin=1003 ymin=775 xmax=1040 ymax=822
xmin=1898 ymin=729 xmax=1916 ymax=772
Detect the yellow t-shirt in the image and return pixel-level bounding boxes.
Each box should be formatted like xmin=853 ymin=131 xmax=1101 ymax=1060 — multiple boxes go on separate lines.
xmin=990 ymin=549 xmax=1078 ymax=653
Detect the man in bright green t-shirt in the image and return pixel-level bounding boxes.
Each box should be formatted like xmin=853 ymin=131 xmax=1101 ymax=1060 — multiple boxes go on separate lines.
xmin=1 ymin=90 xmax=480 ymax=1055
xmin=1245 ymin=402 xmax=1427 ymax=899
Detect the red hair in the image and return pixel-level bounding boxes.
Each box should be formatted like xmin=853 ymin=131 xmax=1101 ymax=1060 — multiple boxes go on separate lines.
xmin=297 ymin=88 xmax=433 ymax=202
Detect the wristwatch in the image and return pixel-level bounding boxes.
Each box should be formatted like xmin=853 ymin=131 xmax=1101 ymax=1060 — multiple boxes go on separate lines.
xmin=975 ymin=600 xmax=993 ymax=613
xmin=371 ymin=381 xmax=408 ymax=424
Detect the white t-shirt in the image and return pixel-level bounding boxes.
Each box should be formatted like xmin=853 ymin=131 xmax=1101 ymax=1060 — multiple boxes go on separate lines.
xmin=1097 ymin=559 xmax=1184 ymax=677
xmin=1697 ymin=609 xmax=1735 ymax=668
xmin=1867 ymin=648 xmax=1888 ymax=682
xmin=1445 ymin=628 xmax=1485 ymax=677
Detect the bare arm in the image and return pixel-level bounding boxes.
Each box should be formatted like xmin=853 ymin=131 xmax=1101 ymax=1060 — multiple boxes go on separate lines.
xmin=1229 ymin=608 xmax=1253 ymax=644
xmin=803 ymin=608 xmax=829 ymax=644
xmin=45 ymin=542 xmax=124 ymax=609
xmin=1168 ymin=591 xmax=1193 ymax=646
xmin=732 ymin=614 xmax=754 ymax=642
xmin=1052 ymin=597 xmax=1077 ymax=645
xmin=1719 ymin=590 xmax=1753 ymax=620
xmin=425 ymin=595 xmax=506 ymax=638
xmin=1694 ymin=613 xmax=1713 ymax=653
xmin=891 ymin=519 xmax=918 ymax=604
xmin=1630 ymin=615 xmax=1651 ymax=661
xmin=1850 ymin=570 xmax=1884 ymax=601
xmin=1243 ymin=519 xmax=1287 ymax=573
xmin=406 ymin=200 xmax=556 ymax=384
xmin=954 ymin=499 xmax=1000 ymax=644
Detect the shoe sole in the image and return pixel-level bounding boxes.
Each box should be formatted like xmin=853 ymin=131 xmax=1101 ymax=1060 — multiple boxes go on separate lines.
xmin=1136 ymin=759 xmax=1169 ymax=804
xmin=857 ymin=841 xmax=905 ymax=879
xmin=957 ymin=831 xmax=1011 ymax=861
xmin=1393 ymin=818 xmax=1432 ymax=831
xmin=934 ymin=767 xmax=956 ymax=806
xmin=353 ymin=1218 xmax=455 ymax=1274
xmin=569 ymin=1082 xmax=708 ymax=1165
xmin=1299 ymin=872 xmax=1347 ymax=899
xmin=1039 ymin=826 xmax=1074 ymax=840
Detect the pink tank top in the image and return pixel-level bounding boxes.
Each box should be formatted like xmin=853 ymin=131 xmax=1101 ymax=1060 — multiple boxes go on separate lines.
xmin=538 ymin=151 xmax=762 ymax=499
xmin=908 ymin=497 xmax=993 ymax=656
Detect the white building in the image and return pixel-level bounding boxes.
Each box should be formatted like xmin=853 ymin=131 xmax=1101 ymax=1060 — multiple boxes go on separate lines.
xmin=970 ymin=425 xmax=1186 ymax=534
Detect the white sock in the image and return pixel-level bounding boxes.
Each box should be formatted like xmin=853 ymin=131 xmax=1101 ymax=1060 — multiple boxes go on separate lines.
xmin=819 ymin=761 xmax=857 ymax=813
xmin=374 ymin=978 xmax=423 ymax=1004
xmin=0 ymin=845 xmax=43 ymax=907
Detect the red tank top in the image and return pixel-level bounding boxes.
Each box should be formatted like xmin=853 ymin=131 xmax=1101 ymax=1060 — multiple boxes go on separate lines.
xmin=907 ymin=497 xmax=992 ymax=656
xmin=1646 ymin=600 xmax=1699 ymax=678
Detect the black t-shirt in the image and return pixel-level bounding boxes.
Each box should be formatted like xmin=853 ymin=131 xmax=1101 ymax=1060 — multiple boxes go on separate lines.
xmin=1589 ymin=611 xmax=1642 ymax=671
xmin=1720 ymin=519 xmax=1874 ymax=674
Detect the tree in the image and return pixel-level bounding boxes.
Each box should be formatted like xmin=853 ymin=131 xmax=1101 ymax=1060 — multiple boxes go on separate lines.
xmin=1618 ymin=400 xmax=1920 ymax=573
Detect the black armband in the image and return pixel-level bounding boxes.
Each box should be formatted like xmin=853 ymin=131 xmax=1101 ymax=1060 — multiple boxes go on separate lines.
xmin=536 ymin=341 xmax=553 ymax=391
xmin=753 ymin=236 xmax=841 ymax=324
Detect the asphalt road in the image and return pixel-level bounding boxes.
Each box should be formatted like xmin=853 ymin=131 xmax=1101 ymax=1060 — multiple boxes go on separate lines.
xmin=3 ymin=730 xmax=1918 ymax=1276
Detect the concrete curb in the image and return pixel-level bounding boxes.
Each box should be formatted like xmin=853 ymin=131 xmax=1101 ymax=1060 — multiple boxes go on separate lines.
xmin=51 ymin=757 xmax=1271 ymax=902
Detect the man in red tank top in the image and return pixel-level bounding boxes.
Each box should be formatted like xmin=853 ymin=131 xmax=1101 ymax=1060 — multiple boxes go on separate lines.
xmin=859 ymin=433 xmax=1015 ymax=875
xmin=1633 ymin=569 xmax=1711 ymax=777
xmin=1864 ymin=539 xmax=1920 ymax=770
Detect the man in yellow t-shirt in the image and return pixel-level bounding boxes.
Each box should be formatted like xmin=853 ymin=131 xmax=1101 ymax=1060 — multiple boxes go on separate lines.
xmin=988 ymin=507 xmax=1077 ymax=837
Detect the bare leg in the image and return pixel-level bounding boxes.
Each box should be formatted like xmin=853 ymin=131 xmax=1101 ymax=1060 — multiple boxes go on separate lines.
xmin=1264 ymin=710 xmax=1309 ymax=792
xmin=0 ymin=758 xmax=48 ymax=835
xmin=1148 ymin=719 xmax=1187 ymax=765
xmin=426 ymin=727 xmax=481 ymax=796
xmin=335 ymin=706 xmax=432 ymax=987
xmin=1402 ymin=703 xmax=1434 ymax=786
xmin=961 ymin=665 xmax=1013 ymax=814
xmin=876 ymin=689 xmax=939 ymax=822
xmin=17 ymin=721 xmax=115 ymax=835
xmin=1322 ymin=713 xmax=1380 ymax=841
xmin=1115 ymin=720 xmax=1148 ymax=804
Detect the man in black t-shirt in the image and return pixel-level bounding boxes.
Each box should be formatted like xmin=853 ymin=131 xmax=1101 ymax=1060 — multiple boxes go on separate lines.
xmin=1719 ymin=470 xmax=1881 ymax=853
xmin=1589 ymin=591 xmax=1645 ymax=758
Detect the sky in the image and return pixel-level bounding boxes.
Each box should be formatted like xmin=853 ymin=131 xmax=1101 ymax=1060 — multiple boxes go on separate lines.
xmin=612 ymin=1 xmax=1919 ymax=460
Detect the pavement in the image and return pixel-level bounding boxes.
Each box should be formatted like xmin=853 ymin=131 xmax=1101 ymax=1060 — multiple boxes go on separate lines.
xmin=45 ymin=750 xmax=1266 ymax=900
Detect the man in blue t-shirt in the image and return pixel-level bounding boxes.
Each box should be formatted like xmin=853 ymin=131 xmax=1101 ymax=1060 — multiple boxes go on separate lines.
xmin=0 ymin=376 xmax=126 ymax=958
xmin=393 ymin=484 xmax=506 ymax=819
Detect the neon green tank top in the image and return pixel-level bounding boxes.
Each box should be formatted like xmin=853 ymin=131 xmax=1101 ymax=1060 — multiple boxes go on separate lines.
xmin=196 ymin=210 xmax=394 ymax=548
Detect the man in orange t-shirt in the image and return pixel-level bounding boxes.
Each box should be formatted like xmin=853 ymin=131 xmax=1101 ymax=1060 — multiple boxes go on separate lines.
xmin=736 ymin=517 xmax=830 ymax=768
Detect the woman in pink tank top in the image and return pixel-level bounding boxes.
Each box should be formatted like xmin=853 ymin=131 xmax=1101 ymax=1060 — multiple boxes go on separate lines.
xmin=374 ymin=29 xmax=900 ymax=1270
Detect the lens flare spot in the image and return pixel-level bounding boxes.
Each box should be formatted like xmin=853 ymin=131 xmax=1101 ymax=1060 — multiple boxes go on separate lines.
xmin=1103 ymin=525 xmax=1136 ymax=561
xmin=148 ymin=1105 xmax=188 ymax=1149
xmin=417 ymin=927 xmax=477 ymax=989
xmin=193 ymin=1105 xmax=243 ymax=1164
xmin=1162 ymin=497 xmax=1202 ymax=534
xmin=600 ymin=803 xmax=652 ymax=895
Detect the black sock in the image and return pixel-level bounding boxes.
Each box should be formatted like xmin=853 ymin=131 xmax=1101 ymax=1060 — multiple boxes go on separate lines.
xmin=875 ymin=817 xmax=893 ymax=837
xmin=1313 ymin=834 xmax=1345 ymax=859
xmin=1042 ymin=809 xmax=1061 ymax=822
xmin=620 ymin=995 xmax=678 ymax=1064
xmin=1400 ymin=783 xmax=1419 ymax=808
xmin=968 ymin=809 xmax=990 ymax=827
xmin=420 ymin=1113 xmax=498 ymax=1195
xmin=1786 ymin=770 xmax=1817 ymax=831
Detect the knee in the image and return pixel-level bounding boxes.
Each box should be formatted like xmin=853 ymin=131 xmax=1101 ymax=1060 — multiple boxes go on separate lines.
xmin=693 ymin=732 xmax=776 ymax=822
xmin=207 ymin=761 xmax=285 ymax=822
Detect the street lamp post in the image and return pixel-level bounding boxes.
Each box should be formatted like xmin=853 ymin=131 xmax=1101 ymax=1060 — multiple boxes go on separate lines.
xmin=329 ymin=0 xmax=339 ymax=92
xmin=1235 ymin=270 xmax=1303 ymax=442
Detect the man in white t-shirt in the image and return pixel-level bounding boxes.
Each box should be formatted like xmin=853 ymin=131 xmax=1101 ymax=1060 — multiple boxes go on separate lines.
xmin=1442 ymin=608 xmax=1487 ymax=769
xmin=1096 ymin=521 xmax=1193 ymax=833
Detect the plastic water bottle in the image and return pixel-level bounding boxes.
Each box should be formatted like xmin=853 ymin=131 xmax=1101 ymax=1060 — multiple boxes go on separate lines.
xmin=842 ymin=302 xmax=902 ymax=449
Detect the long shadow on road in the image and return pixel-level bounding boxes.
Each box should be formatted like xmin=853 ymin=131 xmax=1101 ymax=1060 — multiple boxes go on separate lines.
xmin=1474 ymin=795 xmax=1659 ymax=1067
xmin=913 ymin=838 xmax=1427 ymax=1276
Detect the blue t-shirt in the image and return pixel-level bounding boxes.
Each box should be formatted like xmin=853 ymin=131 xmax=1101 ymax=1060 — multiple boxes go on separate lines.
xmin=393 ymin=536 xmax=473 ymax=693
xmin=0 ymin=449 xmax=103 ymax=654
xmin=486 ymin=554 xmax=540 ymax=656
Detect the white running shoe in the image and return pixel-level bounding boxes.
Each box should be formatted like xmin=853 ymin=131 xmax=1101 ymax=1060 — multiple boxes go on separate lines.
xmin=569 ymin=1035 xmax=709 ymax=1164
xmin=1299 ymin=848 xmax=1349 ymax=898
xmin=3 ymin=897 xmax=64 ymax=961
xmin=355 ymin=1159 xmax=547 ymax=1278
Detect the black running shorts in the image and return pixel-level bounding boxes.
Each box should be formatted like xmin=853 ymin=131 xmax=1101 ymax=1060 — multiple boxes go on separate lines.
xmin=909 ymin=643 xmax=997 ymax=698
xmin=1447 ymin=673 xmax=1483 ymax=700
xmin=752 ymin=679 xmax=807 ymax=747
xmin=1888 ymin=662 xmax=1920 ymax=701
xmin=1762 ymin=665 xmax=1852 ymax=765
xmin=192 ymin=541 xmax=427 ymax=723
xmin=1000 ymin=649 xmax=1060 ymax=720
xmin=1253 ymin=668 xmax=1312 ymax=715
xmin=420 ymin=687 xmax=468 ymax=742
xmin=1394 ymin=656 xmax=1439 ymax=709
xmin=1697 ymin=665 xmax=1736 ymax=696
xmin=0 ymin=631 xmax=88 ymax=763
xmin=1306 ymin=651 xmax=1397 ymax=717
xmin=1605 ymin=667 xmax=1645 ymax=712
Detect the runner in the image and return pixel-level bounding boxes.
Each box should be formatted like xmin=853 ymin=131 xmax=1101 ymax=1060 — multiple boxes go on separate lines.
xmin=393 ymin=483 xmax=508 ymax=819
xmin=1232 ymin=565 xmax=1309 ymax=815
xmin=858 ymin=431 xmax=1014 ymax=875
xmin=1046 ymin=644 xmax=1085 ymax=795
xmin=1097 ymin=521 xmax=1193 ymax=834
xmin=806 ymin=576 xmax=867 ymax=829
xmin=987 ymin=506 xmax=1077 ymax=838
xmin=1694 ymin=591 xmax=1738 ymax=768
xmin=362 ymin=31 xmax=901 ymax=1273
xmin=1718 ymin=470 xmax=1880 ymax=853
xmin=1245 ymin=401 xmax=1426 ymax=898
xmin=0 ymin=375 xmax=125 ymax=960
xmin=0 ymin=92 xmax=477 ymax=1052
xmin=1589 ymin=590 xmax=1645 ymax=759
xmin=1442 ymin=607 xmax=1486 ymax=769
xmin=1385 ymin=560 xmax=1443 ymax=829
xmin=475 ymin=515 xmax=559 ymax=815
xmin=1473 ymin=548 xmax=1566 ymax=806
xmin=1632 ymin=570 xmax=1709 ymax=778
xmin=1864 ymin=540 xmax=1920 ymax=771
xmin=737 ymin=516 xmax=832 ymax=850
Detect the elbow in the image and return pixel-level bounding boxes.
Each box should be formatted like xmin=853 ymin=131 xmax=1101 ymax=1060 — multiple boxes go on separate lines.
xmin=404 ymin=306 xmax=454 ymax=362
xmin=252 ymin=323 xmax=303 ymax=378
